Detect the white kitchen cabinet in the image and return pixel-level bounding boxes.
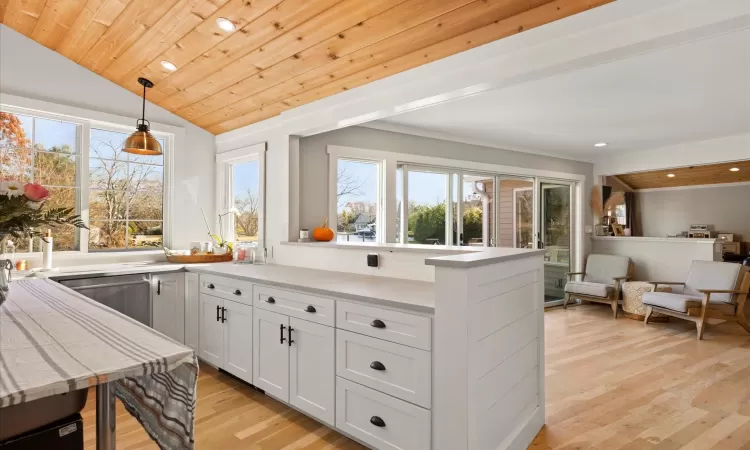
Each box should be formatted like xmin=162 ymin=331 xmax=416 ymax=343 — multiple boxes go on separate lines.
xmin=152 ymin=272 xmax=185 ymax=343
xmin=199 ymin=293 xmax=223 ymax=368
xmin=289 ymin=317 xmax=335 ymax=426
xmin=222 ymin=299 xmax=253 ymax=384
xmin=253 ymin=308 xmax=289 ymax=401
xmin=184 ymin=272 xmax=200 ymax=352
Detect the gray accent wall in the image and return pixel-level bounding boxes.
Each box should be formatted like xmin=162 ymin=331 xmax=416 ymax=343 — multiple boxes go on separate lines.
xmin=298 ymin=125 xmax=594 ymax=231
xmin=637 ymin=184 xmax=750 ymax=240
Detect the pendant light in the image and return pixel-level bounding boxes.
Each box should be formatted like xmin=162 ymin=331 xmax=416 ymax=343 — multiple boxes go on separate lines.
xmin=123 ymin=77 xmax=162 ymax=156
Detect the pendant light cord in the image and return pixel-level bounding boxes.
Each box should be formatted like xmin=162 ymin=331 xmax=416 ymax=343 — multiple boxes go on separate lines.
xmin=142 ymin=83 xmax=146 ymax=122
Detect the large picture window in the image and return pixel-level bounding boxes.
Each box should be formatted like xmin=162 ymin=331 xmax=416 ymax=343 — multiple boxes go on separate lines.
xmin=1 ymin=106 xmax=172 ymax=253
xmin=336 ymin=159 xmax=379 ymax=242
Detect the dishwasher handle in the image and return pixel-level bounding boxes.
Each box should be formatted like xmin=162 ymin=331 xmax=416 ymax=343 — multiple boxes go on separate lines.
xmin=71 ymin=280 xmax=150 ymax=291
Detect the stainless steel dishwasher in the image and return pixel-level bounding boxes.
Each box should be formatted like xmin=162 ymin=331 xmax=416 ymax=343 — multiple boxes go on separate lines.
xmin=58 ymin=273 xmax=152 ymax=326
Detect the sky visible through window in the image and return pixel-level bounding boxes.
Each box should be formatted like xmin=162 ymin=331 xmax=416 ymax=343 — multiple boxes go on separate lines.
xmin=233 ymin=160 xmax=259 ymax=198
xmin=341 ymin=161 xmax=448 ymax=205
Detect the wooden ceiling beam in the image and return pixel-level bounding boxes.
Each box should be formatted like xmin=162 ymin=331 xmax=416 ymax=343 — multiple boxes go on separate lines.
xmin=208 ymin=0 xmax=608 ymax=133
xmin=159 ymin=0 xmax=410 ymax=113
xmin=178 ymin=0 xmax=482 ymax=122
xmin=144 ymin=0 xmax=337 ymax=106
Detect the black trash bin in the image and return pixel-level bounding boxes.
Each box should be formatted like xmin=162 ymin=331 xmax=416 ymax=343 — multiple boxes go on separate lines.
xmin=0 ymin=414 xmax=83 ymax=450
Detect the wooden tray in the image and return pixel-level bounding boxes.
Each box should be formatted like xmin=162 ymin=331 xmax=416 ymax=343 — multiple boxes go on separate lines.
xmin=166 ymin=253 xmax=233 ymax=264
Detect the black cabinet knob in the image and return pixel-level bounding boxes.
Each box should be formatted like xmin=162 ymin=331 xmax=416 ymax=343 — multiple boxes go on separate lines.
xmin=370 ymin=416 xmax=386 ymax=427
xmin=305 ymin=305 xmax=316 ymax=313
xmin=267 ymin=297 xmax=275 ymax=304
xmin=370 ymin=361 xmax=386 ymax=371
xmin=370 ymin=319 xmax=386 ymax=329
xmin=207 ymin=283 xmax=215 ymax=289
xmin=234 ymin=289 xmax=242 ymax=296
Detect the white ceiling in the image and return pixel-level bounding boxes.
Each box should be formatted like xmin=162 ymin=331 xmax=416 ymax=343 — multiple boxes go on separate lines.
xmin=372 ymin=28 xmax=750 ymax=160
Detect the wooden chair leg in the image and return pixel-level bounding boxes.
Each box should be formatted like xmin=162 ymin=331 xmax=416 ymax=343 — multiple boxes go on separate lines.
xmin=697 ymin=295 xmax=710 ymax=340
xmin=644 ymin=306 xmax=653 ymax=325
xmin=611 ymin=300 xmax=618 ymax=318
xmin=563 ymin=294 xmax=570 ymax=309
xmin=735 ymin=276 xmax=750 ymax=334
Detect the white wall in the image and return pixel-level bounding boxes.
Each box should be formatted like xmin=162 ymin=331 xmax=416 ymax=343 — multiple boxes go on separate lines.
xmin=637 ymin=184 xmax=750 ymax=240
xmin=298 ymin=126 xmax=595 ymax=230
xmin=0 ymin=25 xmax=215 ymax=250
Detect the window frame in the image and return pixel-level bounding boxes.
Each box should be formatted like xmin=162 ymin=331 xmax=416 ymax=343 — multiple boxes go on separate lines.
xmin=216 ymin=143 xmax=266 ymax=249
xmin=1 ymin=95 xmax=178 ymax=256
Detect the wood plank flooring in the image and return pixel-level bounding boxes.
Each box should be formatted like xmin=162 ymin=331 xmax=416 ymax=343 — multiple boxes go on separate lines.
xmin=82 ymin=303 xmax=750 ymax=449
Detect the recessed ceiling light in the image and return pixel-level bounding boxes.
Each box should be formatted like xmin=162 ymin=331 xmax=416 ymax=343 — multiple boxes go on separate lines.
xmin=594 ymin=142 xmax=608 ymax=147
xmin=160 ymin=60 xmax=177 ymax=71
xmin=730 ymin=167 xmax=740 ymax=172
xmin=216 ymin=17 xmax=236 ymax=32
xmin=667 ymin=173 xmax=676 ymax=178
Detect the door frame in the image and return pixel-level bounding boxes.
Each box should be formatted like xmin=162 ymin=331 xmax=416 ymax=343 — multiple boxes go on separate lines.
xmin=535 ymin=178 xmax=578 ymax=307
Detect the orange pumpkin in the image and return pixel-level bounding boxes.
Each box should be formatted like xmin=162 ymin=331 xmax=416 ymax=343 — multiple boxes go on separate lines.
xmin=313 ymin=217 xmax=334 ymax=242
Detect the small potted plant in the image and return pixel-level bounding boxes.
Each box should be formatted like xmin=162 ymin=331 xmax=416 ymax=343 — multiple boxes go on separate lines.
xmin=0 ymin=180 xmax=87 ymax=304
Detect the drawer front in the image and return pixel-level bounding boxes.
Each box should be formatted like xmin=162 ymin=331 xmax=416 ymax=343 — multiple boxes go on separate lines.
xmin=336 ymin=301 xmax=431 ymax=351
xmin=336 ymin=330 xmax=431 ymax=408
xmin=254 ymin=285 xmax=335 ymax=327
xmin=336 ymin=377 xmax=430 ymax=450
xmin=200 ymin=274 xmax=253 ymax=305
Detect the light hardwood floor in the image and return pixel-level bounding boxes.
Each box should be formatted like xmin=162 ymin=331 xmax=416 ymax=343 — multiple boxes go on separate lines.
xmin=83 ymin=303 xmax=750 ymax=449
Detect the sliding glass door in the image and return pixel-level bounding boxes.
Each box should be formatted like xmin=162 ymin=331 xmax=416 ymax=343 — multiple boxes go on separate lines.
xmin=537 ymin=181 xmax=573 ymax=305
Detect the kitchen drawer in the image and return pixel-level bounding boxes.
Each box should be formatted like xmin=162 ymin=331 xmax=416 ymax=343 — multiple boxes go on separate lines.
xmin=254 ymin=285 xmax=334 ymax=327
xmin=337 ymin=301 xmax=431 ymax=351
xmin=199 ymin=274 xmax=253 ymax=305
xmin=337 ymin=330 xmax=431 ymax=408
xmin=336 ymin=377 xmax=430 ymax=450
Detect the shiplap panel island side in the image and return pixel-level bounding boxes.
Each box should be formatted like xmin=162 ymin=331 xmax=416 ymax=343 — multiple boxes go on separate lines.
xmin=428 ymin=248 xmax=546 ymax=450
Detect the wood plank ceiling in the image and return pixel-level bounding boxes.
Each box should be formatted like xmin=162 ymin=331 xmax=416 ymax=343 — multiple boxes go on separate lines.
xmin=614 ymin=160 xmax=750 ymax=190
xmin=1 ymin=0 xmax=613 ymax=135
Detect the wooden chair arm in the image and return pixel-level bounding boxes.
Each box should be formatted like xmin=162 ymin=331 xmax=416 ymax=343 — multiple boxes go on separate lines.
xmin=697 ymin=289 xmax=749 ymax=294
xmin=612 ymin=276 xmax=630 ymax=281
xmin=647 ymin=281 xmax=686 ymax=286
xmin=565 ymin=272 xmax=584 ymax=280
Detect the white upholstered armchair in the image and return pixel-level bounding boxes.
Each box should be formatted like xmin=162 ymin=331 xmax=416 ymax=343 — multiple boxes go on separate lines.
xmin=564 ymin=254 xmax=633 ymax=318
xmin=643 ymin=261 xmax=750 ymax=340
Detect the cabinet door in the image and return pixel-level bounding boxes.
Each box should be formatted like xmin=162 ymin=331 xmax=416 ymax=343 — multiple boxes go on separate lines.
xmin=253 ymin=308 xmax=289 ymax=402
xmin=152 ymin=273 xmax=185 ymax=343
xmin=184 ymin=272 xmax=200 ymax=352
xmin=222 ymin=299 xmax=253 ymax=384
xmin=289 ymin=317 xmax=335 ymax=426
xmin=199 ymin=294 xmax=223 ymax=367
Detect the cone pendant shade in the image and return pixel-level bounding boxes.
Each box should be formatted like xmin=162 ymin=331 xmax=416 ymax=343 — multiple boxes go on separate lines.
xmin=124 ymin=78 xmax=162 ymax=156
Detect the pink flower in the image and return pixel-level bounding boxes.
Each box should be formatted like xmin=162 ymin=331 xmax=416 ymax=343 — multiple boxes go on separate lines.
xmin=24 ymin=183 xmax=49 ymax=202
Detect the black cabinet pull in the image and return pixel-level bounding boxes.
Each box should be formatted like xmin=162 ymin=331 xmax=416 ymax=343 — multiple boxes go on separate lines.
xmin=288 ymin=326 xmax=294 ymax=346
xmin=157 ymin=280 xmax=161 ymax=295
xmin=280 ymin=324 xmax=286 ymax=344
xmin=216 ymin=305 xmax=220 ymax=322
xmin=370 ymin=361 xmax=386 ymax=371
xmin=370 ymin=319 xmax=386 ymax=329
xmin=305 ymin=305 xmax=316 ymax=313
xmin=221 ymin=307 xmax=227 ymax=323
xmin=267 ymin=296 xmax=276 ymax=304
xmin=370 ymin=416 xmax=386 ymax=427
xmin=207 ymin=283 xmax=215 ymax=289
xmin=234 ymin=289 xmax=241 ymax=296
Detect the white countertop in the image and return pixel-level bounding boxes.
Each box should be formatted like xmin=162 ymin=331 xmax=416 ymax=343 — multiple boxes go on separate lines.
xmin=591 ymin=236 xmax=718 ymax=243
xmin=17 ymin=261 xmax=436 ymax=314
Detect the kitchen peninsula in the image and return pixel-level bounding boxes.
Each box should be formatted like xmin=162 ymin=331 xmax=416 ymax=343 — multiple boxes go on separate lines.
xmin=9 ymin=246 xmax=545 ymax=450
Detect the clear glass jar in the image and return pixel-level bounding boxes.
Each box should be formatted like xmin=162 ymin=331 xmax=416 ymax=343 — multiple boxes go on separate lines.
xmin=234 ymin=243 xmax=255 ymax=264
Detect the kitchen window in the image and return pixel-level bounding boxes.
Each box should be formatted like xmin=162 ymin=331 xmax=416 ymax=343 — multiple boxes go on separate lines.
xmin=216 ymin=143 xmax=265 ymax=247
xmin=335 ymin=158 xmax=381 ymax=243
xmin=0 ymin=106 xmax=173 ymax=253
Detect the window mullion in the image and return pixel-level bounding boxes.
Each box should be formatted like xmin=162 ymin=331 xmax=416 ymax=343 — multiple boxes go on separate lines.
xmin=79 ymin=123 xmax=90 ymax=253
